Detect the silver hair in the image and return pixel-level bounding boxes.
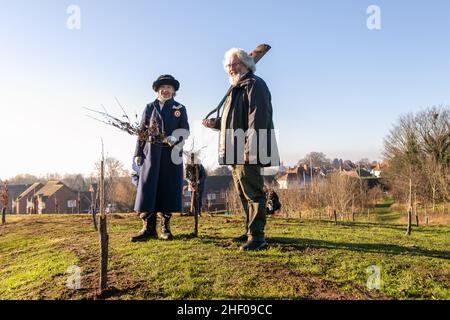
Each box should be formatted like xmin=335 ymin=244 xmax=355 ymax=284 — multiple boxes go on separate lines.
xmin=223 ymin=48 xmax=256 ymax=72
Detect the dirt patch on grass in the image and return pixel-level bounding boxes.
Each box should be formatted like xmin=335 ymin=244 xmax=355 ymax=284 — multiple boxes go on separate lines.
xmin=260 ymin=262 xmax=388 ymax=300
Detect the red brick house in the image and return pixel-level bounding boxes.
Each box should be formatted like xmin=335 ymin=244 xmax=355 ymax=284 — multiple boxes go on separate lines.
xmin=182 ymin=175 xmax=233 ymax=213
xmin=6 ymin=184 xmax=29 ymax=214
xmin=15 ymin=182 xmax=44 ymax=214
xmin=34 ymin=181 xmax=79 ymax=214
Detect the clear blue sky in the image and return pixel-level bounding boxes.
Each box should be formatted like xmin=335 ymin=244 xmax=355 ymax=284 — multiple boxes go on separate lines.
xmin=1 ymin=0 xmax=450 ymax=179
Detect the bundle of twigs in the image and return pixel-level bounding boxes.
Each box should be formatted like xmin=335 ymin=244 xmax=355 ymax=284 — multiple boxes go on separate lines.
xmin=85 ymin=98 xmax=164 ymax=144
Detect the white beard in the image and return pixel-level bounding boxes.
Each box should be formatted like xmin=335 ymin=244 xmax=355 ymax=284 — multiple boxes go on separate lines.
xmin=228 ymin=73 xmax=244 ymax=86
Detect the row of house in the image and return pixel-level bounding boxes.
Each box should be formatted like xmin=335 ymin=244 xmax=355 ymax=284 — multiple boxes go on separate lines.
xmin=276 ymin=162 xmax=385 ymax=189
xmin=6 ymin=178 xmax=234 ymax=215
xmin=11 ymin=181 xmax=91 ymax=214
xmin=5 ymin=163 xmax=384 ymax=214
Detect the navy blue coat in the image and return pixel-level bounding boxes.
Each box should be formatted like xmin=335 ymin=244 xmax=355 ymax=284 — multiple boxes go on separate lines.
xmin=134 ymin=98 xmax=189 ymax=213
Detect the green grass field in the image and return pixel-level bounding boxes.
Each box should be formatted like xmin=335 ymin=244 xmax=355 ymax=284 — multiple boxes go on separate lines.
xmin=0 ymin=210 xmax=448 ymax=300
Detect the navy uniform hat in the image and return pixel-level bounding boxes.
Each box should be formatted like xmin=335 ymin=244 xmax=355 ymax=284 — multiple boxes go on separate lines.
xmin=152 ymin=74 xmax=180 ymax=92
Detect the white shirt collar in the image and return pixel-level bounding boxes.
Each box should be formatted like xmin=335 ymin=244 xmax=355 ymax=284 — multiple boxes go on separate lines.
xmin=157 ymin=97 xmax=172 ymax=109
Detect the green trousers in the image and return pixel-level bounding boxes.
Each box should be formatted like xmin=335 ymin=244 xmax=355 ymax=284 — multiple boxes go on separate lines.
xmin=231 ymin=165 xmax=267 ymax=241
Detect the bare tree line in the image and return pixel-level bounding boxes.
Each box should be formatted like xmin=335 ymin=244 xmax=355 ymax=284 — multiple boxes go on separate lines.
xmin=225 ymin=171 xmax=385 ymax=222
xmin=273 ymin=175 xmax=383 ymax=221
xmin=93 ymin=157 xmax=136 ymax=212
xmin=382 ymin=106 xmax=449 ymax=214
xmin=7 ymin=173 xmax=93 ymax=192
xmin=241 ymin=106 xmax=448 ymax=226
xmin=225 ymin=107 xmax=449 ymax=226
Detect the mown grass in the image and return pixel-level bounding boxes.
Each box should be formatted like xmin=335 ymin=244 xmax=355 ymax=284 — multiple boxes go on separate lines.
xmin=0 ymin=212 xmax=448 ymax=300
xmin=0 ymin=224 xmax=79 ymax=299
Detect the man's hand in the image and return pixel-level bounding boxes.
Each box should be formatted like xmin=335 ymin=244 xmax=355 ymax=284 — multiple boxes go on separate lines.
xmin=134 ymin=156 xmax=143 ymax=166
xmin=202 ymin=119 xmax=215 ymax=128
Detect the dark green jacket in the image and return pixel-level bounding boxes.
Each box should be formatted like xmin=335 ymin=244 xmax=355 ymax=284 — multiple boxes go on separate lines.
xmin=211 ymin=72 xmax=279 ymax=167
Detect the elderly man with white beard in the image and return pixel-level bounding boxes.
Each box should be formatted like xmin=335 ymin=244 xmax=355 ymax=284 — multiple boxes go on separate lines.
xmin=202 ymin=48 xmax=279 ymax=251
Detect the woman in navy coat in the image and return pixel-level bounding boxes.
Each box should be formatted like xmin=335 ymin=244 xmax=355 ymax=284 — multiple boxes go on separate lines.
xmin=131 ymin=75 xmax=189 ymax=242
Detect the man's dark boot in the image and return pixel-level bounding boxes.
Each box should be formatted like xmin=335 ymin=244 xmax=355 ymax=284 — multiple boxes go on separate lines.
xmin=130 ymin=213 xmax=157 ymax=242
xmin=160 ymin=213 xmax=174 ymax=240
xmin=232 ymin=234 xmax=248 ymax=243
xmin=240 ymin=237 xmax=268 ymax=251
xmin=232 ymin=226 xmax=249 ymax=243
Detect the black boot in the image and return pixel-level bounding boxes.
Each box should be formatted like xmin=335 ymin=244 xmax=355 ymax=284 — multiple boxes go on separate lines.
xmin=232 ymin=234 xmax=248 ymax=243
xmin=130 ymin=213 xmax=157 ymax=242
xmin=232 ymin=226 xmax=249 ymax=242
xmin=160 ymin=213 xmax=174 ymax=240
xmin=240 ymin=238 xmax=268 ymax=251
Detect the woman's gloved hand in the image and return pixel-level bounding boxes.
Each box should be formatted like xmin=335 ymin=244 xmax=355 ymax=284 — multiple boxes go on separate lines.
xmin=134 ymin=156 xmax=143 ymax=166
xmin=167 ymin=136 xmax=178 ymax=147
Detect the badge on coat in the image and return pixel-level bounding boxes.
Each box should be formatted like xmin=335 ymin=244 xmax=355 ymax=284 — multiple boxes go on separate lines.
xmin=173 ymin=104 xmax=183 ymax=118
